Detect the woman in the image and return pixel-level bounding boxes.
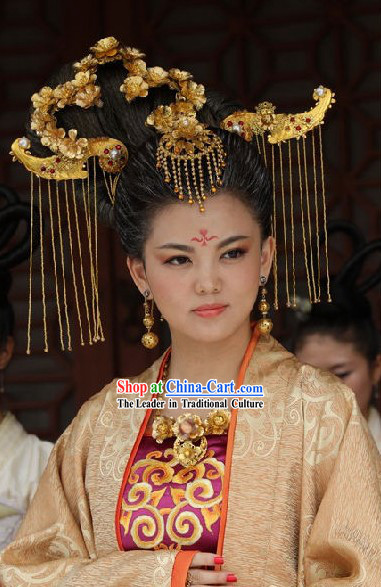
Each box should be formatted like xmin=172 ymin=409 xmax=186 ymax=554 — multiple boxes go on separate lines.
xmin=0 ymin=39 xmax=380 ymax=586
xmin=293 ymin=255 xmax=381 ymax=452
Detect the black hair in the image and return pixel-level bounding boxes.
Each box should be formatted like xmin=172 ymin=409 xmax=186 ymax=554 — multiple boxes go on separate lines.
xmin=293 ymin=224 xmax=381 ymax=374
xmin=116 ymin=129 xmax=272 ymax=259
xmin=0 ymin=185 xmax=39 ymax=347
xmin=0 ymin=271 xmax=14 ymax=348
xmin=25 ymin=61 xmax=272 ymax=259
xmin=293 ymin=282 xmax=380 ymax=366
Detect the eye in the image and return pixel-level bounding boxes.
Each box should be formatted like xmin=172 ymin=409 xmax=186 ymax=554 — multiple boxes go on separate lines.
xmin=165 ymin=256 xmax=191 ymax=266
xmin=222 ymin=248 xmax=247 ymax=260
xmin=335 ymin=371 xmax=351 ymax=379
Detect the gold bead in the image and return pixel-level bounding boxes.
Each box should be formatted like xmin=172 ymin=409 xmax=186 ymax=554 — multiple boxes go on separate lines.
xmin=211 ymin=186 xmax=217 ymax=193
xmin=141 ymin=332 xmax=159 ymax=349
xmin=143 ymin=316 xmax=154 ymax=328
xmin=256 ymin=318 xmax=273 ymax=336
xmin=258 ymin=300 xmax=270 ymax=313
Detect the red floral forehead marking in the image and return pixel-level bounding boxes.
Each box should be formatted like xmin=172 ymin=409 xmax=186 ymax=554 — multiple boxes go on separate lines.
xmin=191 ymin=228 xmax=219 ymax=246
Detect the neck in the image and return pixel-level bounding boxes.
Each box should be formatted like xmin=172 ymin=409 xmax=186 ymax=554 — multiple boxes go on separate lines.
xmin=167 ymin=320 xmax=253 ymax=385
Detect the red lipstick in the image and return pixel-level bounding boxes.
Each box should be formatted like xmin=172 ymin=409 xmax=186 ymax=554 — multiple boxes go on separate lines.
xmin=193 ymin=303 xmax=228 ymax=318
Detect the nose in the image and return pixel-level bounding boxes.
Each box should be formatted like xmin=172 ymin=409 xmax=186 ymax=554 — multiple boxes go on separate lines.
xmin=195 ymin=264 xmax=221 ymax=295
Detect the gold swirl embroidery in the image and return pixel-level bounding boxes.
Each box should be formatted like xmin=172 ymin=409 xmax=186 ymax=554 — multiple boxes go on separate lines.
xmin=172 ymin=463 xmax=205 ymax=484
xmin=147 ymin=450 xmax=164 ymax=459
xmin=201 ymin=504 xmax=221 ymax=532
xmin=142 ymin=463 xmax=174 ymax=485
xmin=130 ymin=506 xmax=165 ymax=548
xmin=120 ymin=450 xmax=225 ymax=548
xmin=123 ymin=482 xmax=151 ymax=507
xmin=166 ymin=503 xmax=203 ymax=545
xmin=185 ymin=479 xmax=222 ymax=509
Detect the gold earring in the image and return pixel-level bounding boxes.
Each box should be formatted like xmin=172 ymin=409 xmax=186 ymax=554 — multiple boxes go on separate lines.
xmin=141 ymin=290 xmax=159 ymax=349
xmin=256 ymin=277 xmax=273 ymax=336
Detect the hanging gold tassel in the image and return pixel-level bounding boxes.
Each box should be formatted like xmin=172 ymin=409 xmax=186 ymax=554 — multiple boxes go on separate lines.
xmin=93 ymin=158 xmax=104 ymax=342
xmin=271 ymin=145 xmax=278 ymax=310
xmin=318 ymin=125 xmax=332 ymax=302
xmin=302 ymin=137 xmax=317 ymax=302
xmin=278 ymin=143 xmax=290 ymax=307
xmin=296 ymin=141 xmax=312 ymax=302
xmin=64 ymin=180 xmax=84 ymax=346
xmin=26 ymin=173 xmax=34 ymax=355
xmin=71 ymin=179 xmax=93 ymax=345
xmin=55 ymin=181 xmax=72 ymax=351
xmin=47 ymin=180 xmax=65 ymax=350
xmin=288 ymin=140 xmax=296 ymax=307
xmin=38 ymin=178 xmax=48 ymax=352
xmin=311 ymin=130 xmax=321 ymax=303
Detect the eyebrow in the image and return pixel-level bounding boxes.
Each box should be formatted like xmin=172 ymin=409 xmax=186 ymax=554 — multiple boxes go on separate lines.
xmin=155 ymin=235 xmax=250 ymax=252
xmin=331 ymin=363 xmax=350 ymax=370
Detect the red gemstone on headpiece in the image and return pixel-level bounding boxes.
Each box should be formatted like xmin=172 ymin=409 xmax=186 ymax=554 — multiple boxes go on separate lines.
xmin=41 ymin=166 xmax=46 ymax=172
xmin=104 ymin=148 xmax=109 ymax=154
xmin=108 ymin=160 xmax=113 ymax=166
xmin=116 ymin=145 xmax=121 ymax=150
xmin=290 ymin=117 xmax=295 ymax=122
xmin=50 ymin=168 xmax=55 ymax=173
xmin=295 ymin=125 xmax=302 ymax=131
xmin=55 ymin=157 xmax=61 ymax=163
xmin=227 ymin=121 xmax=233 ymax=127
xmin=306 ymin=117 xmax=311 ymax=123
xmin=238 ymin=121 xmax=244 ymax=126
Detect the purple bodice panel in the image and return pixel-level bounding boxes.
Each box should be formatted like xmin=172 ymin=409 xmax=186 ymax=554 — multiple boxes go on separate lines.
xmin=119 ymin=433 xmax=227 ymax=551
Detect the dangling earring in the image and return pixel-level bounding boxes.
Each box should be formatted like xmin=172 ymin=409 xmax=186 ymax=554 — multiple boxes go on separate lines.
xmin=141 ymin=289 xmax=159 ymax=349
xmin=256 ymin=276 xmax=273 ymax=336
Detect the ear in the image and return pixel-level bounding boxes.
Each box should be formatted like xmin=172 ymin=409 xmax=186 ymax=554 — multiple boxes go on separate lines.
xmin=0 ymin=336 xmax=15 ymax=370
xmin=371 ymin=353 xmax=381 ymax=386
xmin=126 ymin=257 xmax=150 ymax=296
xmin=260 ymin=236 xmax=275 ymax=281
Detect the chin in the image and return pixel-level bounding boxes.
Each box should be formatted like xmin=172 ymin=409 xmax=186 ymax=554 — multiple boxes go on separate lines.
xmin=187 ymin=317 xmax=241 ymax=343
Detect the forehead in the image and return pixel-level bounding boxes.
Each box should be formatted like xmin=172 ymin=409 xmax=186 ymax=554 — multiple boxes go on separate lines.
xmin=299 ymin=334 xmax=364 ymax=365
xmin=148 ymin=193 xmax=259 ymax=241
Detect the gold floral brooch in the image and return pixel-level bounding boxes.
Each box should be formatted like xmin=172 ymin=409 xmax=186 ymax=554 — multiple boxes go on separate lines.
xmin=152 ymin=409 xmax=230 ymax=467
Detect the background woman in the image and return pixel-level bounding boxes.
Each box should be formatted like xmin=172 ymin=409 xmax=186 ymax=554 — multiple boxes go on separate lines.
xmin=293 ymin=231 xmax=381 ymax=451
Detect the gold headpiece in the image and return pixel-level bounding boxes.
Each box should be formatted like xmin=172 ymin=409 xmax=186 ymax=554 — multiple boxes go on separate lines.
xmin=221 ymin=87 xmax=336 ymax=308
xmin=10 ymin=36 xmax=335 ymax=352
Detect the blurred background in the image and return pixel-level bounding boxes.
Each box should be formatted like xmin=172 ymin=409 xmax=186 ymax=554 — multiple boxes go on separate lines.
xmin=0 ymin=0 xmax=380 ymax=440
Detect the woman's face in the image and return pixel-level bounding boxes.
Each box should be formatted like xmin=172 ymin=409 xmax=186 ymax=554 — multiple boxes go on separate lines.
xmin=128 ymin=192 xmax=274 ymax=345
xmin=296 ymin=334 xmax=381 ymax=417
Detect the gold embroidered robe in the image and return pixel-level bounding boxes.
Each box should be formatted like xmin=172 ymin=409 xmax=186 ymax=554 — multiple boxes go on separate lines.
xmin=0 ymin=336 xmax=380 ymax=586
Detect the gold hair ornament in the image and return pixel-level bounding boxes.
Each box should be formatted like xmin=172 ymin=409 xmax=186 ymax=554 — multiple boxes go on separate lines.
xmin=10 ymin=37 xmax=225 ymax=352
xmin=221 ymin=86 xmax=335 ymax=308
xmin=146 ymin=76 xmax=226 ymax=212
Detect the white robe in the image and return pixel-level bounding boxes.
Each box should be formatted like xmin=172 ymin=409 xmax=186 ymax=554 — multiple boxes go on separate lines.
xmin=0 ymin=412 xmax=53 ymax=550
xmin=368 ymin=406 xmax=381 ymax=453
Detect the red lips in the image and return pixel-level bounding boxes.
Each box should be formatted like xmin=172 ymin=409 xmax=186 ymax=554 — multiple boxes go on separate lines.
xmin=193 ymin=303 xmax=228 ymax=318
xmin=194 ymin=303 xmax=227 ymax=311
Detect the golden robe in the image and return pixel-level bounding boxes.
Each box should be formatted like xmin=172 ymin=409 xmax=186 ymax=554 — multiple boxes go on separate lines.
xmin=1 ymin=334 xmax=380 ymax=586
